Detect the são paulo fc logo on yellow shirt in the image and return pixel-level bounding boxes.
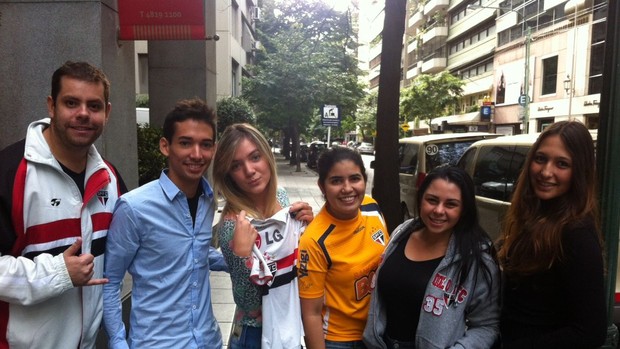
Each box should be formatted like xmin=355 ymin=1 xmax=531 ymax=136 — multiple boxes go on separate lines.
xmin=371 ymin=229 xmax=386 ymax=245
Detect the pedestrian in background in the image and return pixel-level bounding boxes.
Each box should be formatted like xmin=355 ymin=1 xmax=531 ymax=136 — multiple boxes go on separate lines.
xmin=298 ymin=146 xmax=389 ymax=349
xmin=103 ymin=98 xmax=225 ymax=348
xmin=364 ymin=166 xmax=499 ymax=349
xmin=212 ymin=123 xmax=313 ymax=349
xmin=498 ymin=121 xmax=606 ymax=348
xmin=0 ymin=61 xmax=127 ymax=348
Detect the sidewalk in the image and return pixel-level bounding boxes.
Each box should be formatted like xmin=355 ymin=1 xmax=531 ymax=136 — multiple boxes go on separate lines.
xmin=210 ymin=153 xmax=324 ymax=347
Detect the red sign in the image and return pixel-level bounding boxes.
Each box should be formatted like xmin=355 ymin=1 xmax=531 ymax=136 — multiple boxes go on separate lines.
xmin=119 ymin=0 xmax=205 ymax=40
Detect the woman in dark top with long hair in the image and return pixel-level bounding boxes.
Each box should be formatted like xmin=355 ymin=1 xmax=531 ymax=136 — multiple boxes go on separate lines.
xmin=498 ymin=121 xmax=606 ymax=348
xmin=364 ymin=166 xmax=499 ymax=349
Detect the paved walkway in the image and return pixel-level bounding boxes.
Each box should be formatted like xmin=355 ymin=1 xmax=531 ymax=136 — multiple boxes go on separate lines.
xmin=210 ymin=153 xmax=324 ymax=347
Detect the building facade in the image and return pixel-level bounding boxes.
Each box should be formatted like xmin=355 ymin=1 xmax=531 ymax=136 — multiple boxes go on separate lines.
xmin=133 ymin=0 xmax=260 ymax=125
xmin=364 ymin=0 xmax=607 ymax=134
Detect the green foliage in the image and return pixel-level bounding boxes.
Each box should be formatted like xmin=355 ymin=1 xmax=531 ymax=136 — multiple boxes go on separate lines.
xmin=400 ymin=72 xmax=465 ymax=128
xmin=216 ymin=97 xmax=256 ymax=136
xmin=242 ymin=0 xmax=365 ymax=147
xmin=136 ymin=94 xmax=149 ymax=108
xmin=137 ymin=123 xmax=166 ymax=186
xmin=355 ymin=90 xmax=378 ymax=140
xmin=370 ymin=33 xmax=382 ymax=46
xmin=466 ymin=104 xmax=480 ymax=113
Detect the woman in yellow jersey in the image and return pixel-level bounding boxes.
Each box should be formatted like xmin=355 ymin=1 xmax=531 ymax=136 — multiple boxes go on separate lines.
xmin=298 ymin=146 xmax=389 ymax=349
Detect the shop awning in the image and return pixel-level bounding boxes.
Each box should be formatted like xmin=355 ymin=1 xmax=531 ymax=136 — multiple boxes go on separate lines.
xmin=431 ymin=111 xmax=481 ymax=125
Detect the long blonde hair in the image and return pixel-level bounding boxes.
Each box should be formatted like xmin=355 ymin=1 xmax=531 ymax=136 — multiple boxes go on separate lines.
xmin=498 ymin=121 xmax=601 ymax=275
xmin=212 ymin=123 xmax=279 ymax=221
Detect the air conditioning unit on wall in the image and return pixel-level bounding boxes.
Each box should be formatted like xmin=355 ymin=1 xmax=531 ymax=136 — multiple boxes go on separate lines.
xmin=252 ymin=7 xmax=261 ymax=21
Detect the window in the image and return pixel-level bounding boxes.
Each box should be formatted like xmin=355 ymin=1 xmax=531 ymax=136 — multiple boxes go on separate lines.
xmin=399 ymin=144 xmax=419 ymax=174
xmin=425 ymin=141 xmax=478 ymax=172
xmin=538 ymin=117 xmax=554 ymax=132
xmin=448 ymin=23 xmax=494 ymax=55
xmin=541 ymin=56 xmax=558 ymax=95
xmin=232 ymin=1 xmax=240 ymax=40
xmin=231 ymin=60 xmax=239 ymax=96
xmin=471 ymin=145 xmax=529 ymax=201
xmin=589 ymin=21 xmax=606 ymax=94
xmin=137 ymin=54 xmax=149 ymax=94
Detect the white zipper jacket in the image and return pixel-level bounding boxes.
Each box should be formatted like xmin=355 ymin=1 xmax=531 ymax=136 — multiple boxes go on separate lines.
xmin=0 ymin=118 xmax=124 ymax=349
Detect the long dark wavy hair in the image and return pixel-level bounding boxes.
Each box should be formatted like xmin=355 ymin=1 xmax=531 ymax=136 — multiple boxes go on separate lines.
xmin=416 ymin=166 xmax=496 ymax=289
xmin=497 ymin=121 xmax=601 ymax=275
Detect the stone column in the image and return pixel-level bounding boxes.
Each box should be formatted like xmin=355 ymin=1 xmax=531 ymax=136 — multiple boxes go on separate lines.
xmin=0 ymin=0 xmax=138 ymax=188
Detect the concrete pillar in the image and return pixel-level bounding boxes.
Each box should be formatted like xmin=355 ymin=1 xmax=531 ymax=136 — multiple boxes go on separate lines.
xmin=147 ymin=0 xmax=218 ymax=127
xmin=0 ymin=0 xmax=138 ymax=189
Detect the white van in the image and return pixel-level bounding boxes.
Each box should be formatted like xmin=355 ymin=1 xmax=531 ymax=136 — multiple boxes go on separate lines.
xmin=398 ymin=132 xmax=503 ymax=219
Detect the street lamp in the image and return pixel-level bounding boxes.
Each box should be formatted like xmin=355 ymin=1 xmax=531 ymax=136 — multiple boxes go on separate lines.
xmin=467 ymin=4 xmax=531 ymax=134
xmin=563 ymin=74 xmax=572 ymax=94
xmin=564 ymin=74 xmax=574 ymax=117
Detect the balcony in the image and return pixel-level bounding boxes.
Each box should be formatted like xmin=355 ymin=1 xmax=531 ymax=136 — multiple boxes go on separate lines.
xmin=424 ymin=0 xmax=449 ymax=16
xmin=422 ymin=23 xmax=448 ymax=45
xmin=406 ymin=65 xmax=422 ymax=80
xmin=421 ymin=57 xmax=447 ymax=73
xmin=407 ymin=11 xmax=424 ymax=34
xmin=496 ymin=11 xmax=519 ymax=33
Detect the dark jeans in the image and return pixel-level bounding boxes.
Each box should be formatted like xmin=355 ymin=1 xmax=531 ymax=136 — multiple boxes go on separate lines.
xmin=228 ymin=324 xmax=261 ymax=349
xmin=384 ymin=335 xmax=416 ymax=349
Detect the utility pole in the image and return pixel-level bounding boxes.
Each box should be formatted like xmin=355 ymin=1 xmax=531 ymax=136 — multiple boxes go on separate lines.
xmin=522 ymin=27 xmax=531 ymax=134
xmin=597 ymin=0 xmax=620 ymax=346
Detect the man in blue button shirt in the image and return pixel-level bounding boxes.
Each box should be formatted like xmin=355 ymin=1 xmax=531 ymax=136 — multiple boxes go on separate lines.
xmin=103 ymin=98 xmax=225 ymax=348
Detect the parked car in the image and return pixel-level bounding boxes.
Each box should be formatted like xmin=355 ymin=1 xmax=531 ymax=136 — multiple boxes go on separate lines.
xmin=397 ymin=132 xmax=503 ymax=220
xmin=347 ymin=141 xmax=361 ymax=149
xmin=307 ymin=141 xmax=327 ymax=169
xmin=357 ymin=142 xmax=375 ymax=154
xmin=299 ymin=143 xmax=309 ymax=162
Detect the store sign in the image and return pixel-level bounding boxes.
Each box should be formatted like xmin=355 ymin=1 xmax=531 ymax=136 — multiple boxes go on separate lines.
xmin=480 ymin=105 xmax=492 ymax=121
xmin=119 ymin=0 xmax=205 ymax=40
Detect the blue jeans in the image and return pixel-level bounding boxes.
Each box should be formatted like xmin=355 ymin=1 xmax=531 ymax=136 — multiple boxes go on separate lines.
xmin=228 ymin=324 xmax=261 ymax=349
xmin=325 ymin=339 xmax=367 ymax=349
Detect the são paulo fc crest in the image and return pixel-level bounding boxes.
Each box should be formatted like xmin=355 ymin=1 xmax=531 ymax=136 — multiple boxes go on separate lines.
xmin=97 ymin=190 xmax=109 ymax=206
xmin=372 ymin=229 xmax=386 ymax=245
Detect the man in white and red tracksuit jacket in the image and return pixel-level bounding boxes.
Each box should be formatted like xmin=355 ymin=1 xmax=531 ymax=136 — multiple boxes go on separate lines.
xmin=0 ymin=61 xmax=126 ymax=349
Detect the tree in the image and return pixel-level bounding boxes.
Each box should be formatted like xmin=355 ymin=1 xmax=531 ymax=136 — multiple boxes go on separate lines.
xmin=372 ymin=0 xmax=407 ymax=232
xmin=216 ymin=97 xmax=256 ymax=136
xmin=243 ymin=0 xmax=365 ymax=170
xmin=400 ymin=72 xmax=465 ymax=130
xmin=136 ymin=124 xmax=166 ymax=186
xmin=355 ymin=90 xmax=378 ymax=141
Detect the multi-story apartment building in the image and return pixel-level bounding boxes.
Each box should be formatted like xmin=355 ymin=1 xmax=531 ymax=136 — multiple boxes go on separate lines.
xmin=490 ymin=0 xmax=606 ymax=134
xmin=215 ymin=0 xmax=261 ymax=99
xmin=358 ymin=0 xmax=387 ymax=92
xmin=382 ymin=0 xmax=607 ymax=134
